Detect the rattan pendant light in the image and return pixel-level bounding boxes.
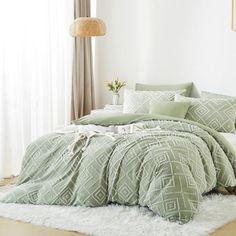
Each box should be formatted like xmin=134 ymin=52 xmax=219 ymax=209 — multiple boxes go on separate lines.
xmin=70 ymin=17 xmax=106 ymax=37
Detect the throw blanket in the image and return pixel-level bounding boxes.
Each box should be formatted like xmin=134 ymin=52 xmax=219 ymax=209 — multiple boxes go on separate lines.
xmin=1 ymin=114 xmax=236 ymax=223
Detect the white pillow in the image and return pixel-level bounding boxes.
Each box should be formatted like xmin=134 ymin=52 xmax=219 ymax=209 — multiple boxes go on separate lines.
xmin=123 ymin=89 xmax=185 ymax=114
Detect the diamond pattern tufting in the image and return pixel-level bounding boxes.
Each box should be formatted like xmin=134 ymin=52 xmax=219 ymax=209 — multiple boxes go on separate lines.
xmin=1 ymin=119 xmax=236 ymax=223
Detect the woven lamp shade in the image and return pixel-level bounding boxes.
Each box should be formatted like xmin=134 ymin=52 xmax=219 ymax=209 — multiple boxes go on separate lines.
xmin=70 ymin=17 xmax=106 ymax=37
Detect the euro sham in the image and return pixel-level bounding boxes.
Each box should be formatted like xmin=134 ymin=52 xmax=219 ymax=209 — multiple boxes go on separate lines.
xmin=201 ymin=91 xmax=235 ymax=100
xmin=135 ymin=82 xmax=193 ymax=97
xmin=175 ymin=95 xmax=236 ymax=133
xmin=123 ymin=89 xmax=185 ymax=114
xmin=201 ymin=91 xmax=236 ymax=127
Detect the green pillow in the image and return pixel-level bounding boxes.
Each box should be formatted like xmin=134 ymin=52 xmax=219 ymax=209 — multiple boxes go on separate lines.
xmin=149 ymin=101 xmax=190 ymax=119
xmin=201 ymin=91 xmax=236 ymax=127
xmin=201 ymin=91 xmax=235 ymax=99
xmin=175 ymin=95 xmax=236 ymax=133
xmin=135 ymin=82 xmax=193 ymax=97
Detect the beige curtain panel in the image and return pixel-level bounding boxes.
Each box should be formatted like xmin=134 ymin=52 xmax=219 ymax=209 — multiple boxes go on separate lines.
xmin=71 ymin=0 xmax=94 ymax=120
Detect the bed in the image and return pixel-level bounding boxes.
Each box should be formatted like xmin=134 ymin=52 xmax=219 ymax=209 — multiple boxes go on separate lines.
xmin=1 ymin=85 xmax=236 ymax=224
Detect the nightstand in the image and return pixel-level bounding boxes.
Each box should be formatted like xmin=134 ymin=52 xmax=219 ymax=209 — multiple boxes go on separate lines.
xmin=91 ymin=104 xmax=123 ymax=115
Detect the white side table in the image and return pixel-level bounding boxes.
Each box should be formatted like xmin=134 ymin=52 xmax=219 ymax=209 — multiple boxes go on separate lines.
xmin=91 ymin=104 xmax=123 ymax=115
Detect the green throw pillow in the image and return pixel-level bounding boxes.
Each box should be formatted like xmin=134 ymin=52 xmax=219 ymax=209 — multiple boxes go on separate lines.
xmin=201 ymin=91 xmax=236 ymax=128
xmin=135 ymin=82 xmax=193 ymax=97
xmin=149 ymin=101 xmax=190 ymax=119
xmin=175 ymin=95 xmax=236 ymax=133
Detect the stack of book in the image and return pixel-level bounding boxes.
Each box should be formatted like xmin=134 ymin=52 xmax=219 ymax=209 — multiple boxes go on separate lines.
xmin=104 ymin=104 xmax=123 ymax=112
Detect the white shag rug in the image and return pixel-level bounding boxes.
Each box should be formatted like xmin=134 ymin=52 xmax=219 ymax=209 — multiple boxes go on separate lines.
xmin=0 ymin=187 xmax=236 ymax=236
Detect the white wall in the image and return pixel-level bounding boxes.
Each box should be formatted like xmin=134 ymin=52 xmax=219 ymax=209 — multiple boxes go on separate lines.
xmin=94 ymin=0 xmax=236 ymax=108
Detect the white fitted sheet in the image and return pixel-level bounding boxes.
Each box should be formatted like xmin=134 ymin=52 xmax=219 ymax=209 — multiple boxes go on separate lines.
xmin=220 ymin=132 xmax=236 ymax=152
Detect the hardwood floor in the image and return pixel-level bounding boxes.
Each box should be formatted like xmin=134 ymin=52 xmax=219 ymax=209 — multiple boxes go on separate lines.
xmin=0 ymin=218 xmax=86 ymax=236
xmin=211 ymin=219 xmax=236 ymax=236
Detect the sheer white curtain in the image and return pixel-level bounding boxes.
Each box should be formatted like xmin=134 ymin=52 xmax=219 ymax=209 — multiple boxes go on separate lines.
xmin=0 ymin=0 xmax=74 ymax=178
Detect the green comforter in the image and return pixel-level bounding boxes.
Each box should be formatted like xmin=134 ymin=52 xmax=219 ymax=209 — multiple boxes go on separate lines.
xmin=1 ymin=114 xmax=236 ymax=223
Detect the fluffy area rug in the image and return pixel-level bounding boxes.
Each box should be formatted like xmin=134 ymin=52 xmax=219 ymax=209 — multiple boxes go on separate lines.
xmin=0 ymin=188 xmax=236 ymax=236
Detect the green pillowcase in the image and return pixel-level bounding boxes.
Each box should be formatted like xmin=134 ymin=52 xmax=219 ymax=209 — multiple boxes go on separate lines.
xmin=201 ymin=91 xmax=236 ymax=127
xmin=175 ymin=95 xmax=236 ymax=133
xmin=149 ymin=101 xmax=190 ymax=119
xmin=201 ymin=91 xmax=235 ymax=100
xmin=135 ymin=82 xmax=193 ymax=97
